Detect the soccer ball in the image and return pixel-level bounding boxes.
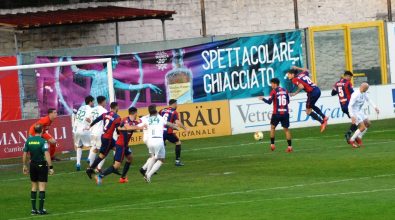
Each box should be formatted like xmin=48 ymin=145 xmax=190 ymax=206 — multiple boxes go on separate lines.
xmin=254 ymin=131 xmax=264 ymax=141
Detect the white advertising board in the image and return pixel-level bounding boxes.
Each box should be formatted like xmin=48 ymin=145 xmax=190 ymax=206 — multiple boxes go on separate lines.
xmin=230 ymin=85 xmax=395 ymax=134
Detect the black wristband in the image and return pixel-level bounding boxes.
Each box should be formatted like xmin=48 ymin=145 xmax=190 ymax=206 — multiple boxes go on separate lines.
xmin=49 ymin=165 xmax=53 ymax=169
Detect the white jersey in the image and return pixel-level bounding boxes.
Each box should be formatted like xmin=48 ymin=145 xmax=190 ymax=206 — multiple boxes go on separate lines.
xmin=140 ymin=114 xmax=150 ymax=143
xmin=73 ymin=105 xmax=92 ymax=133
xmin=348 ymin=90 xmax=377 ymax=117
xmin=139 ymin=114 xmax=167 ymax=139
xmin=89 ymin=105 xmax=108 ymax=136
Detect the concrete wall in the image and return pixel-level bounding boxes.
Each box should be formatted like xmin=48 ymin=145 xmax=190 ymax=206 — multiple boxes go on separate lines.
xmin=0 ymin=0 xmax=388 ymax=55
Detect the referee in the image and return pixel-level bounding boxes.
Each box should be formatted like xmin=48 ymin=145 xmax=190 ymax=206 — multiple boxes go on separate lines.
xmin=22 ymin=124 xmax=54 ymax=215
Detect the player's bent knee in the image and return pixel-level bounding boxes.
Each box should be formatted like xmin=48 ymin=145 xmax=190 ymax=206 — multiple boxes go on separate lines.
xmin=113 ymin=162 xmax=121 ymax=169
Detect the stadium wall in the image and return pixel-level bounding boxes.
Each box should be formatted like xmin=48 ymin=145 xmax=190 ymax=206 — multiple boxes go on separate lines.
xmin=0 ymin=0 xmax=388 ymax=54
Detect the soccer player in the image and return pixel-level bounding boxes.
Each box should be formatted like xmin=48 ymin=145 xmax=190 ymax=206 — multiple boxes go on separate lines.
xmin=258 ymin=78 xmax=293 ymax=152
xmin=159 ymin=99 xmax=189 ymax=166
xmin=347 ymin=82 xmax=380 ymax=148
xmin=85 ymin=102 xmax=121 ymax=179
xmin=331 ymin=71 xmax=357 ymax=142
xmin=73 ymin=95 xmax=94 ymax=171
xmin=287 ymin=66 xmax=328 ymax=132
xmin=95 ymin=107 xmax=143 ymax=185
xmin=140 ymin=105 xmax=179 ymax=183
xmin=23 ymin=124 xmax=54 ymax=215
xmin=28 ymin=108 xmax=58 ymax=160
xmin=87 ymin=96 xmax=108 ymax=171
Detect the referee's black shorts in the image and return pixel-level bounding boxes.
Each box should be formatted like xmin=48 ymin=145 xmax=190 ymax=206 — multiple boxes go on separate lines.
xmin=29 ymin=161 xmax=48 ymax=182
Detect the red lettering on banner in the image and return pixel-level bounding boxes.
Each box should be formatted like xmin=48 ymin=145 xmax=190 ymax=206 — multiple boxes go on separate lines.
xmin=0 ymin=116 xmax=73 ymax=159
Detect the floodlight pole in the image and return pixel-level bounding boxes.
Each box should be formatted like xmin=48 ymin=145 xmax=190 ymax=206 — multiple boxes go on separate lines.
xmin=0 ymin=58 xmax=116 ymax=104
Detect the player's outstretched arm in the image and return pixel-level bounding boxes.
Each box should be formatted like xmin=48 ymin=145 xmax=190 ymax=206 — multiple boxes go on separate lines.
xmin=175 ymin=120 xmax=189 ymax=131
xmin=365 ymin=95 xmax=380 ymax=114
xmin=292 ymin=66 xmax=308 ymax=72
xmin=290 ymin=84 xmax=304 ymax=97
xmin=90 ymin=114 xmax=104 ymax=128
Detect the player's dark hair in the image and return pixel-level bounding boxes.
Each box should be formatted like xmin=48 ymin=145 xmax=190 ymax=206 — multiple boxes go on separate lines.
xmin=128 ymin=107 xmax=137 ymax=114
xmin=110 ymin=102 xmax=118 ymax=109
xmin=97 ymin=96 xmax=106 ymax=104
xmin=34 ymin=124 xmax=43 ymax=134
xmin=48 ymin=108 xmax=56 ymax=114
xmin=85 ymin=95 xmax=94 ymax=104
xmin=288 ymin=69 xmax=298 ymax=75
xmin=169 ymin=99 xmax=177 ymax=105
xmin=270 ymin=78 xmax=280 ymax=85
xmin=148 ymin=104 xmax=158 ymax=115
xmin=344 ymin=71 xmax=353 ymax=76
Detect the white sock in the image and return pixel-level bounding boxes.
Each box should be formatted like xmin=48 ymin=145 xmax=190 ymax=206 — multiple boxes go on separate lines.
xmin=358 ymin=128 xmax=368 ymax=139
xmin=88 ymin=148 xmax=96 ymax=165
xmin=350 ymin=129 xmax=362 ymax=141
xmin=147 ymin=160 xmax=163 ymax=178
xmin=146 ymin=157 xmax=156 ymax=174
xmin=142 ymin=155 xmax=153 ymax=170
xmin=76 ymin=147 xmax=82 ymax=165
xmin=98 ymin=158 xmax=105 ymax=170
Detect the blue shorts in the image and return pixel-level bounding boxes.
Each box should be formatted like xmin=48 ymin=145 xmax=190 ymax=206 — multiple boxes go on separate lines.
xmin=271 ymin=114 xmax=290 ymax=128
xmin=341 ymin=105 xmax=350 ymax=118
xmin=163 ymin=132 xmax=179 ymax=144
xmin=114 ymin=144 xmax=132 ymax=162
xmin=99 ymin=137 xmax=115 ymax=156
xmin=306 ymin=88 xmax=321 ymax=109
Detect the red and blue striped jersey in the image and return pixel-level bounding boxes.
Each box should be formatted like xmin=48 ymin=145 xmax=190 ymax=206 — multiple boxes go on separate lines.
xmin=291 ymin=71 xmax=317 ymax=93
xmin=159 ymin=107 xmax=179 ymax=134
xmin=332 ymin=78 xmax=354 ymax=107
xmin=115 ymin=117 xmax=139 ymax=147
xmin=90 ymin=111 xmax=121 ymax=139
xmin=262 ymin=87 xmax=290 ymax=115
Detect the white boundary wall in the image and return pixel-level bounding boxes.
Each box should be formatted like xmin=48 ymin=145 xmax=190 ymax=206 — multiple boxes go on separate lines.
xmin=230 ymin=84 xmax=395 ymax=134
xmin=387 ymin=22 xmax=395 ymax=84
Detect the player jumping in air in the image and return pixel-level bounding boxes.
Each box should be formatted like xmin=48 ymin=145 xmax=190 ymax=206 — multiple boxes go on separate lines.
xmin=95 ymin=107 xmax=143 ymax=185
xmin=159 ymin=99 xmax=189 ymax=166
xmin=331 ymin=71 xmax=357 ymax=142
xmin=139 ymin=105 xmax=179 ymax=183
xmin=258 ymin=78 xmax=293 ymax=152
xmin=73 ymin=95 xmax=94 ymax=171
xmin=287 ymin=66 xmax=329 ymax=132
xmin=29 ymin=108 xmax=58 ymax=161
xmin=85 ymin=102 xmax=121 ymax=179
xmin=347 ymin=82 xmax=380 ymax=148
xmin=87 ymin=96 xmax=108 ymax=172
xmin=23 ymin=124 xmax=54 ymax=215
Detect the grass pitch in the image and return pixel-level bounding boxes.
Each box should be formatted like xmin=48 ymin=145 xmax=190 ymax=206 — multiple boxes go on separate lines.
xmin=1 ymin=119 xmax=395 ymax=220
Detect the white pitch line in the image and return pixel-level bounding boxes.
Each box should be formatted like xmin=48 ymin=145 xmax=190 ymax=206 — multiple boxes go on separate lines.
xmin=6 ymin=173 xmax=395 ymax=220
xmin=8 ymin=174 xmax=395 ymax=220
xmin=2 ymin=140 xmax=395 ymax=183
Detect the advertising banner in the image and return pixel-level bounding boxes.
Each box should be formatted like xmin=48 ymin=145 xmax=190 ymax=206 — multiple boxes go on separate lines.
xmin=0 ymin=56 xmax=22 ymax=121
xmin=118 ymin=100 xmax=231 ymax=145
xmin=0 ymin=116 xmax=74 ymax=159
xmin=230 ymin=85 xmax=395 ymax=134
xmin=35 ymin=31 xmax=302 ymax=116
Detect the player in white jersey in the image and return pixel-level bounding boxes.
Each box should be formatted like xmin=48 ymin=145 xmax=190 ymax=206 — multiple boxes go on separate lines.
xmin=137 ymin=105 xmax=178 ymax=183
xmin=87 ymin=96 xmax=108 ymax=171
xmin=138 ymin=114 xmax=152 ymax=176
xmin=73 ymin=96 xmax=94 ymax=171
xmin=347 ymin=83 xmax=380 ymax=148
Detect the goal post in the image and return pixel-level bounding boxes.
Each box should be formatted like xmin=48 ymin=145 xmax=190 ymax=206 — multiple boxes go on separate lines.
xmin=0 ymin=57 xmax=116 ymax=105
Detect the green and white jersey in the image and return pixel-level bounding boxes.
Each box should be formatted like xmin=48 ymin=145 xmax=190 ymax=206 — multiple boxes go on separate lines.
xmin=73 ymin=104 xmax=92 ymax=133
xmin=139 ymin=115 xmax=166 ymax=139
xmin=89 ymin=105 xmax=108 ymax=136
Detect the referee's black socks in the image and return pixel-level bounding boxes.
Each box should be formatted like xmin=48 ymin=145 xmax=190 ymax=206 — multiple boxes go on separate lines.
xmin=31 ymin=191 xmax=37 ymax=210
xmin=39 ymin=191 xmax=45 ymax=211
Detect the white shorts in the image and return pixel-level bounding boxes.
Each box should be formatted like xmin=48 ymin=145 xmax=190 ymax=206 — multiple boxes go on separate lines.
xmin=353 ymin=111 xmax=368 ymax=125
xmin=147 ymin=138 xmax=165 ymax=159
xmin=90 ymin=135 xmax=102 ymax=149
xmin=74 ymin=130 xmax=91 ymax=147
